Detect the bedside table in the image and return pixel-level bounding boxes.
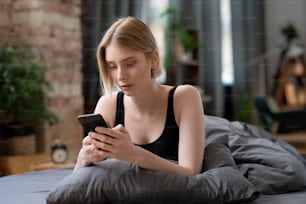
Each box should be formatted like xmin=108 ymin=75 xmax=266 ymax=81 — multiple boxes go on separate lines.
xmin=0 ymin=154 xmax=47 ymax=175
xmin=31 ymin=160 xmax=75 ymax=171
xmin=277 ymin=131 xmax=306 ymax=155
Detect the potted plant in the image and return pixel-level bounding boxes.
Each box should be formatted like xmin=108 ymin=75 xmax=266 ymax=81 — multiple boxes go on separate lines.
xmin=281 ymin=23 xmax=299 ymax=45
xmin=161 ymin=6 xmax=199 ymax=85
xmin=0 ymin=44 xmax=57 ymax=155
xmin=161 ymin=6 xmax=198 ymax=61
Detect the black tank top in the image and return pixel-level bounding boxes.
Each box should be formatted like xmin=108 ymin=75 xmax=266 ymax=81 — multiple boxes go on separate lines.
xmin=115 ymin=87 xmax=179 ymax=161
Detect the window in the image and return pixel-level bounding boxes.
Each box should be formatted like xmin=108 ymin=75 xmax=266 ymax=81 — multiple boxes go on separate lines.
xmin=146 ymin=0 xmax=169 ymax=83
xmin=220 ymin=0 xmax=234 ymax=85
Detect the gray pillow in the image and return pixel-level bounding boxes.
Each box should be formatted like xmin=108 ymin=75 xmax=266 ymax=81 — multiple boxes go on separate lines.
xmin=46 ymin=135 xmax=260 ymax=204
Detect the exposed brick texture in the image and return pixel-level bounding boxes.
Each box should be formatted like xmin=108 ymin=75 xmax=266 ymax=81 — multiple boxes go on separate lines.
xmin=0 ymin=0 xmax=84 ymax=160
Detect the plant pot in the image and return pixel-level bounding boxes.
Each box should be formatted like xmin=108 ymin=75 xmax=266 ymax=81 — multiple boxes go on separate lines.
xmin=182 ymin=51 xmax=193 ymax=61
xmin=2 ymin=125 xmax=36 ymax=155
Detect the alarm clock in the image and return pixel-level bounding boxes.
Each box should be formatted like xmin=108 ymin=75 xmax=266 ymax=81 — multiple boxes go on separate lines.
xmin=51 ymin=142 xmax=68 ymax=164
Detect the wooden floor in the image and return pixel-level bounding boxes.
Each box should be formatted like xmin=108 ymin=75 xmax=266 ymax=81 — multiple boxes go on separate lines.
xmin=277 ymin=131 xmax=306 ymax=155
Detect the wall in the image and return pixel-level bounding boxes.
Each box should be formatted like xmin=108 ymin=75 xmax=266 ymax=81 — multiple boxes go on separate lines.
xmin=0 ymin=0 xmax=84 ymax=160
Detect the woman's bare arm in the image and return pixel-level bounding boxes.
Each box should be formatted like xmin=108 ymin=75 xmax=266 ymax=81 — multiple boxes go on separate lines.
xmin=131 ymin=85 xmax=205 ymax=175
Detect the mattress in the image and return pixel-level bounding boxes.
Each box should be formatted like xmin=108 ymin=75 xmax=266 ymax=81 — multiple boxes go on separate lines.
xmin=0 ymin=168 xmax=72 ymax=204
xmin=0 ymin=167 xmax=306 ymax=204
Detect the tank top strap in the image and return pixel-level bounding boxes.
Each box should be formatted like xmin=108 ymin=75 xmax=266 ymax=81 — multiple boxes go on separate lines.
xmin=166 ymin=86 xmax=178 ymax=125
xmin=115 ymin=91 xmax=125 ymax=126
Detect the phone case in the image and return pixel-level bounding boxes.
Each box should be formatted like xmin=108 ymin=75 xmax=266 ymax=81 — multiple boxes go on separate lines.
xmin=77 ymin=113 xmax=108 ymax=137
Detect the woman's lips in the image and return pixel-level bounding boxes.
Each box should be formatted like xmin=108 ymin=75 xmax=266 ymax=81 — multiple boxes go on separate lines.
xmin=120 ymin=84 xmax=133 ymax=90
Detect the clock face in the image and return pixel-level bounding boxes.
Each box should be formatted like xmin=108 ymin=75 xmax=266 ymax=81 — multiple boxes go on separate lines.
xmin=51 ymin=148 xmax=68 ymax=164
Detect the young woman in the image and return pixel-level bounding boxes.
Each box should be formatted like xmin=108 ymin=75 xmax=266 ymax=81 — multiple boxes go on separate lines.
xmin=74 ymin=16 xmax=205 ymax=176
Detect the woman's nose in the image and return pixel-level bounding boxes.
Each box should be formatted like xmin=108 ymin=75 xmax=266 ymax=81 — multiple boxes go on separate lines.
xmin=117 ymin=67 xmax=127 ymax=80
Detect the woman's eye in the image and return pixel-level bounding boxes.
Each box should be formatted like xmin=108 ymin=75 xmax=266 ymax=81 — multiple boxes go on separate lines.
xmin=126 ymin=61 xmax=135 ymax=67
xmin=107 ymin=64 xmax=117 ymax=69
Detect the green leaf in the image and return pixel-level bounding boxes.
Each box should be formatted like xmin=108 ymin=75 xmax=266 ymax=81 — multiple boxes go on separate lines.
xmin=0 ymin=44 xmax=57 ymax=125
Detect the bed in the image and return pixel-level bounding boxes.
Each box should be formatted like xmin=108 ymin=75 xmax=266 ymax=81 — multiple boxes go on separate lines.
xmin=1 ymin=115 xmax=306 ymax=204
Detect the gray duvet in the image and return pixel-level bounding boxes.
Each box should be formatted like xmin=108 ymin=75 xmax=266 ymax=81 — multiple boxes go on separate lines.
xmin=205 ymin=115 xmax=306 ymax=194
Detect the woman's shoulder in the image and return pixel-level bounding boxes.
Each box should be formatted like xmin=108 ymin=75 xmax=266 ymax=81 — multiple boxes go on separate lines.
xmin=96 ymin=91 xmax=120 ymax=105
xmin=174 ymin=85 xmax=202 ymax=99
xmin=171 ymin=85 xmax=204 ymax=124
xmin=94 ymin=91 xmax=120 ymax=126
xmin=173 ymin=85 xmax=203 ymax=111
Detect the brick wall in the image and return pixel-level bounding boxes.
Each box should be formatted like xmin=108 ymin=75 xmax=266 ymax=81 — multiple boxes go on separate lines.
xmin=0 ymin=0 xmax=84 ymax=160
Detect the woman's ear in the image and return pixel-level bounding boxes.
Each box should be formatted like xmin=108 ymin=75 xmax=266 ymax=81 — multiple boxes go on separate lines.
xmin=151 ymin=50 xmax=159 ymax=68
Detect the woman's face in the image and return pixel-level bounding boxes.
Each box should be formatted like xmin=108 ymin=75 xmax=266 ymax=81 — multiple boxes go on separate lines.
xmin=105 ymin=43 xmax=154 ymax=95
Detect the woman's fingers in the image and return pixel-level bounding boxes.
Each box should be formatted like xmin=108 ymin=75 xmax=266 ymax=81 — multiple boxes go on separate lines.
xmin=112 ymin=124 xmax=128 ymax=133
xmin=82 ymin=135 xmax=92 ymax=146
xmin=89 ymin=132 xmax=115 ymax=145
xmin=95 ymin=126 xmax=114 ymax=137
xmin=82 ymin=144 xmax=108 ymax=162
xmin=95 ymin=124 xmax=127 ymax=139
xmin=91 ymin=138 xmax=113 ymax=152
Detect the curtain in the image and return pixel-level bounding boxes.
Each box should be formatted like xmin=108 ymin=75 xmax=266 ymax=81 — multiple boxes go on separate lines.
xmin=196 ymin=0 xmax=223 ymax=116
xmin=231 ymin=0 xmax=265 ymax=120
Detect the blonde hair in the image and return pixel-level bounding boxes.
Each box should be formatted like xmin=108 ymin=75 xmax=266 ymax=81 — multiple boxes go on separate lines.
xmin=96 ymin=16 xmax=162 ymax=94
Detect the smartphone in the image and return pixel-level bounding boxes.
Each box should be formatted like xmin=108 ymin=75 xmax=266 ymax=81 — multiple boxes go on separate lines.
xmin=77 ymin=113 xmax=108 ymax=137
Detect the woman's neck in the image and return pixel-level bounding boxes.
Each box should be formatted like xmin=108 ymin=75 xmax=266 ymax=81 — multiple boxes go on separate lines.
xmin=126 ymin=82 xmax=166 ymax=115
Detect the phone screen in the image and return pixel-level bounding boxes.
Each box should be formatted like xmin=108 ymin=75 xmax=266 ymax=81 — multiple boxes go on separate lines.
xmin=77 ymin=113 xmax=108 ymax=137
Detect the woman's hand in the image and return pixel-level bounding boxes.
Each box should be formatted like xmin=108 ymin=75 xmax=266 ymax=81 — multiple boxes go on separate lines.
xmin=74 ymin=135 xmax=108 ymax=171
xmin=89 ymin=124 xmax=137 ymax=162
